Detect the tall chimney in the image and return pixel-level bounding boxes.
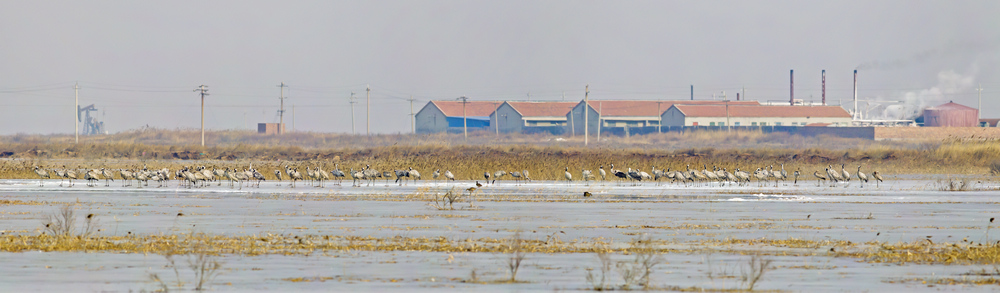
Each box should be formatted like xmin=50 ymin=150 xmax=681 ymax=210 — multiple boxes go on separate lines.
xmin=821 ymin=70 xmax=826 ymax=105
xmin=853 ymin=70 xmax=858 ymax=120
xmin=790 ymin=70 xmax=794 ymax=106
xmin=690 ymin=85 xmax=693 ymax=100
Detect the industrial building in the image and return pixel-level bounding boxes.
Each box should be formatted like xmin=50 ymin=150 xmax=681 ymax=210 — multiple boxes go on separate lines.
xmin=661 ymin=104 xmax=852 ymax=127
xmin=922 ymin=101 xmax=979 ymax=127
xmin=566 ymin=100 xmax=760 ymax=135
xmin=490 ymin=101 xmax=577 ymax=134
xmin=415 ymin=101 xmax=502 ymax=133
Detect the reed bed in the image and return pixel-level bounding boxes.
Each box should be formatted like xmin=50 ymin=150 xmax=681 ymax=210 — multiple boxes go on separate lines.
xmin=2 ymin=129 xmax=998 ymax=179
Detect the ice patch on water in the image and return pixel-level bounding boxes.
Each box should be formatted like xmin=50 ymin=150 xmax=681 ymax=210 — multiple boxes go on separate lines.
xmin=728 ymin=193 xmax=810 ymax=201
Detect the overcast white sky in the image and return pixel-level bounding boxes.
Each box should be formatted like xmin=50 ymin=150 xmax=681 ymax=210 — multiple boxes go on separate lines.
xmin=1 ymin=1 xmax=998 ymax=135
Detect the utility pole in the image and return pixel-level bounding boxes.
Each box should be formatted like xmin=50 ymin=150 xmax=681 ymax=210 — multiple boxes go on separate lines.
xmin=74 ymin=83 xmax=79 ymax=144
xmin=724 ymin=91 xmax=731 ymax=133
xmin=978 ymin=84 xmax=983 ymax=121
xmin=366 ymin=84 xmax=370 ymax=135
xmin=349 ymin=92 xmax=357 ymax=134
xmin=195 ymin=85 xmax=209 ymax=146
xmin=584 ymin=85 xmax=589 ymax=146
xmin=457 ymin=96 xmax=469 ymax=140
xmin=494 ymin=102 xmax=499 ymax=137
xmin=277 ymin=82 xmax=287 ymax=135
xmin=408 ymin=96 xmax=416 ymax=134
xmin=292 ymin=104 xmax=295 ymax=132
xmin=657 ymin=101 xmax=662 ymax=134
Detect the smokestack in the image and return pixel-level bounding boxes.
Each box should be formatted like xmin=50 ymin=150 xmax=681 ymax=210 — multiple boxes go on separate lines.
xmin=853 ymin=70 xmax=858 ymax=120
xmin=821 ymin=70 xmax=826 ymax=105
xmin=690 ymin=85 xmax=693 ymax=100
xmin=790 ymin=70 xmax=794 ymax=106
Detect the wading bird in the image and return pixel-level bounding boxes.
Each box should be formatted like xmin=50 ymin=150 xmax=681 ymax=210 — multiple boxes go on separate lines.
xmin=33 ymin=166 xmax=49 ymax=187
xmin=856 ymin=166 xmax=868 ymax=188
xmin=871 ymin=170 xmax=884 ymax=188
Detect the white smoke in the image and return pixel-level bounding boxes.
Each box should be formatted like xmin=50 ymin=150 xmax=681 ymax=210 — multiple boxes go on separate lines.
xmin=878 ymin=69 xmax=977 ymax=120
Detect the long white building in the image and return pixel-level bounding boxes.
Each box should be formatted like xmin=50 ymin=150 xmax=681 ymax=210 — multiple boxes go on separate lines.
xmin=661 ymin=104 xmax=852 ymax=127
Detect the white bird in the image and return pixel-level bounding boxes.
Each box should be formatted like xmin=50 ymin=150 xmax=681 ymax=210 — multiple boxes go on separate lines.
xmin=100 ymin=168 xmax=115 ymax=186
xmin=443 ymin=170 xmax=455 ymax=181
xmin=408 ymin=167 xmax=421 ymax=182
xmin=493 ymin=170 xmax=506 ymax=184
xmin=872 ymin=171 xmax=884 ymax=188
xmin=581 ymin=169 xmax=593 ymax=184
xmin=510 ymin=171 xmax=522 ymax=184
xmin=564 ymin=167 xmax=573 ymax=181
xmin=33 ymin=166 xmax=49 ymax=187
xmin=64 ymin=168 xmax=78 ymax=187
xmin=856 ymin=166 xmax=869 ymax=188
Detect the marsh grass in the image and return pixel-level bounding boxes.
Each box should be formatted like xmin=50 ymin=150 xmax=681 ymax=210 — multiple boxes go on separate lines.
xmin=991 ymin=161 xmax=1000 ymax=175
xmin=936 ymin=178 xmax=976 ymax=191
xmin=3 ymin=129 xmax=1000 ymax=181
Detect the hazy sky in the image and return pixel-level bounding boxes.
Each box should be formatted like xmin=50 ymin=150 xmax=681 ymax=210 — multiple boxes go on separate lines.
xmin=2 ymin=1 xmax=998 ymax=135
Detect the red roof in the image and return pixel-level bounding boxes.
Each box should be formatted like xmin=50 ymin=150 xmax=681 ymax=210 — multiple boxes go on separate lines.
xmin=672 ymin=105 xmax=851 ymax=118
xmin=585 ymin=100 xmax=760 ymax=116
xmin=430 ymin=101 xmax=502 ymax=117
xmin=928 ymin=101 xmax=977 ymax=111
xmin=505 ymin=102 xmax=577 ymax=117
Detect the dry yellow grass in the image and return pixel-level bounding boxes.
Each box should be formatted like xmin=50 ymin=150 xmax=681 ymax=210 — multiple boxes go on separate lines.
xmin=2 ymin=129 xmax=998 ymax=179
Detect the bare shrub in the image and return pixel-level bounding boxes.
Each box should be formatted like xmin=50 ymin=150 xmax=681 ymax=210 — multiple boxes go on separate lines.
xmin=585 ymin=244 xmax=614 ymax=290
xmin=741 ymin=254 xmax=773 ymax=291
xmin=42 ymin=205 xmax=100 ymax=237
xmin=504 ymin=231 xmax=526 ymax=282
xmin=428 ymin=188 xmax=461 ymax=210
xmin=188 ymin=251 xmax=224 ymax=290
xmin=616 ymin=235 xmax=662 ymax=290
xmin=991 ymin=160 xmax=1000 ymax=175
xmin=43 ymin=205 xmax=75 ymax=236
xmin=149 ymin=249 xmax=224 ymax=291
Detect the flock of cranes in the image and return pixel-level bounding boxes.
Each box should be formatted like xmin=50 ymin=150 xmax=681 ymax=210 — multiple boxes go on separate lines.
xmin=557 ymin=163 xmax=883 ymax=188
xmin=28 ymin=162 xmax=885 ymax=189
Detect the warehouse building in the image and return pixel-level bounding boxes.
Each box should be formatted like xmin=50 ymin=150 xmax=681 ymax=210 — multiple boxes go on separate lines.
xmin=490 ymin=101 xmax=577 ymax=134
xmin=415 ymin=101 xmax=502 ymax=133
xmin=566 ymin=100 xmax=760 ymax=135
xmin=660 ymin=104 xmax=852 ymax=127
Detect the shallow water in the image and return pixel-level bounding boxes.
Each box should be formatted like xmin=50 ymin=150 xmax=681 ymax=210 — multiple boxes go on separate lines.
xmin=1 ymin=178 xmax=999 ymax=292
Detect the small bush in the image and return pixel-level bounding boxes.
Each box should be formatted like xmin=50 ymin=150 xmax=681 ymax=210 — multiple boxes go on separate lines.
xmin=42 ymin=205 xmax=99 ymax=237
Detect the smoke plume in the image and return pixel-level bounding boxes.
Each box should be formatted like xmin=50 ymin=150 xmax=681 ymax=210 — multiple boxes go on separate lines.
xmin=880 ymin=69 xmax=976 ymax=120
xmin=856 ymin=37 xmax=1000 ymax=71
